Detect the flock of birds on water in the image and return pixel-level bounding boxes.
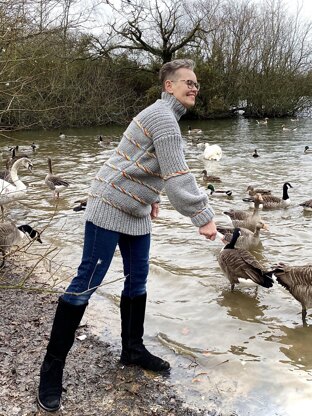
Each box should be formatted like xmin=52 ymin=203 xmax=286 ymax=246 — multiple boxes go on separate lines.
xmin=1 ymin=122 xmax=312 ymax=326
xmin=188 ymin=120 xmax=312 ymax=327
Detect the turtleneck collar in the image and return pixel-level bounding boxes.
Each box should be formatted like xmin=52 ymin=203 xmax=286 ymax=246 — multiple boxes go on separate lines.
xmin=161 ymin=91 xmax=187 ymax=120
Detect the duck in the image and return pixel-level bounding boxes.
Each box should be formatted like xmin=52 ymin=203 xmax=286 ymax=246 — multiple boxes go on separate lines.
xmin=0 ymin=221 xmax=42 ymax=268
xmin=73 ymin=198 xmax=87 ymax=212
xmin=188 ymin=126 xmax=203 ymax=135
xmin=223 ymin=193 xmax=264 ymax=231
xmin=45 ymin=157 xmax=69 ymax=198
xmin=217 ymin=221 xmax=268 ymax=251
xmin=201 ymin=170 xmax=222 ymax=183
xmin=0 ymin=157 xmax=33 ymax=219
xmin=14 ymin=144 xmax=37 ymax=155
xmin=271 ymin=263 xmax=312 ymax=326
xmin=203 ymin=143 xmax=222 ymax=161
xmin=256 ymin=118 xmax=269 ymax=125
xmin=59 ymin=133 xmax=66 ymax=139
xmin=252 ymin=149 xmax=259 ymax=158
xmin=246 ymin=185 xmax=271 ymax=196
xmin=244 ymin=182 xmax=292 ymax=209
xmin=217 ymin=228 xmax=274 ymax=291
xmin=304 ymin=146 xmax=312 ymax=154
xmin=207 ymin=184 xmax=232 ymax=197
xmin=299 ymin=199 xmax=312 ymax=212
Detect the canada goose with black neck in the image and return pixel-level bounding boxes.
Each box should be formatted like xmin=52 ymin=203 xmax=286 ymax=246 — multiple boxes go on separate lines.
xmin=217 ymin=228 xmax=274 ymax=291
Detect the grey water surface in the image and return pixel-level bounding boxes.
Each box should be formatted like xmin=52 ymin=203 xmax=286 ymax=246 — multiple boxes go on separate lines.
xmin=1 ymin=116 xmax=312 ymax=416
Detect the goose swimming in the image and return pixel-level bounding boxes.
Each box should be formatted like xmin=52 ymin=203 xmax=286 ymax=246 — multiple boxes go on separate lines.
xmin=217 ymin=228 xmax=274 ymax=291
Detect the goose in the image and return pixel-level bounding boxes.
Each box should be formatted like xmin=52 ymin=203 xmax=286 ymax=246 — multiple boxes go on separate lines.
xmin=244 ymin=182 xmax=292 ymax=209
xmin=0 ymin=221 xmax=42 ymax=267
xmin=59 ymin=133 xmax=66 ymax=139
xmin=271 ymin=263 xmax=312 ymax=326
xmin=282 ymin=125 xmax=297 ymax=132
xmin=304 ymin=146 xmax=312 ymax=154
xmin=14 ymin=144 xmax=37 ymax=155
xmin=0 ymin=157 xmax=33 ymax=218
xmin=252 ymin=149 xmax=259 ymax=158
xmin=299 ymin=199 xmax=312 ymax=212
xmin=98 ymin=135 xmax=105 ymax=147
xmin=224 ymin=193 xmax=264 ymax=231
xmin=246 ymin=185 xmax=271 ymax=196
xmin=45 ymin=157 xmax=69 ymax=198
xmin=73 ymin=198 xmax=87 ymax=212
xmin=203 ymin=143 xmax=222 ymax=161
xmin=217 ymin=221 xmax=268 ymax=251
xmin=201 ymin=170 xmax=222 ymax=183
xmin=207 ymin=184 xmax=232 ymax=197
xmin=188 ymin=126 xmax=203 ymax=135
xmin=217 ymin=228 xmax=274 ymax=291
xmin=256 ymin=118 xmax=269 ymax=125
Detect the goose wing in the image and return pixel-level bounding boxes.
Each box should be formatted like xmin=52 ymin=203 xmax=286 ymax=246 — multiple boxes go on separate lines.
xmin=0 ymin=222 xmax=19 ymax=248
xmin=45 ymin=174 xmax=69 ymax=189
xmin=219 ymin=248 xmax=273 ymax=288
xmin=273 ymin=265 xmax=312 ymax=306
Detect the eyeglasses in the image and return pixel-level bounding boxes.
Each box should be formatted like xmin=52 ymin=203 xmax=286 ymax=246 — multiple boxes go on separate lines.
xmin=170 ymin=79 xmax=200 ymax=91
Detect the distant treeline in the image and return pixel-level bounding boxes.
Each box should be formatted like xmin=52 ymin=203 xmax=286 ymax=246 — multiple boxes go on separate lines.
xmin=0 ymin=0 xmax=311 ymax=130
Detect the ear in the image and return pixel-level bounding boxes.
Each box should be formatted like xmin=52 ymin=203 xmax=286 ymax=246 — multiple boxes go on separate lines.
xmin=164 ymin=79 xmax=174 ymax=94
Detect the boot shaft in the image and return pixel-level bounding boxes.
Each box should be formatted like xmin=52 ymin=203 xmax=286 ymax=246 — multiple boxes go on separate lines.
xmin=120 ymin=293 xmax=146 ymax=350
xmin=47 ymin=297 xmax=87 ymax=361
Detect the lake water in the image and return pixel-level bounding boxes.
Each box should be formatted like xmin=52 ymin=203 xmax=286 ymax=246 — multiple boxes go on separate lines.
xmin=1 ymin=116 xmax=312 ymax=415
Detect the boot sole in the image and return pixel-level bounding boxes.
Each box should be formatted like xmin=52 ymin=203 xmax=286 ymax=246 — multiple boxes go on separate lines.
xmin=37 ymin=392 xmax=61 ymax=412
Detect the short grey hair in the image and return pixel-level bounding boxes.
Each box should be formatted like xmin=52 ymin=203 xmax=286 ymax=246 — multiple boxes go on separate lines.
xmin=159 ymin=59 xmax=195 ymax=87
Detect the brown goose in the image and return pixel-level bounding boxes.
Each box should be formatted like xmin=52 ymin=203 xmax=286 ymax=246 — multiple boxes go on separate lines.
xmin=272 ymin=263 xmax=312 ymax=326
xmin=45 ymin=157 xmax=69 ymax=199
xmin=299 ymin=199 xmax=312 ymax=212
xmin=217 ymin=228 xmax=274 ymax=291
xmin=217 ymin=221 xmax=268 ymax=251
xmin=201 ymin=170 xmax=222 ymax=183
xmin=0 ymin=221 xmax=42 ymax=267
xmin=223 ymin=193 xmax=263 ymax=231
xmin=244 ymin=182 xmax=292 ymax=209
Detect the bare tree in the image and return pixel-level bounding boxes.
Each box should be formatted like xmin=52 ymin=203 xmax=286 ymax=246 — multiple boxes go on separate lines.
xmin=91 ymin=0 xmax=220 ymax=65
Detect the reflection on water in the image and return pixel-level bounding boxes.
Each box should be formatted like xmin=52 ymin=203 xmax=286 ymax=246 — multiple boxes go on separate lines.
xmin=1 ymin=118 xmax=312 ymax=415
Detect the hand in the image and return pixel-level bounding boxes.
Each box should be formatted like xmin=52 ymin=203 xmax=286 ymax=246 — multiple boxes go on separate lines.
xmin=150 ymin=202 xmax=160 ymax=219
xmin=199 ymin=220 xmax=217 ymax=241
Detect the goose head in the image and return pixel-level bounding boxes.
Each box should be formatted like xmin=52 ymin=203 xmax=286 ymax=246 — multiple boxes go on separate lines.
xmin=17 ymin=224 xmax=42 ymax=243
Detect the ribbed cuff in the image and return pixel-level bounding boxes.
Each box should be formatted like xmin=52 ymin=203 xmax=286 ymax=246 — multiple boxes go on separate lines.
xmin=191 ymin=207 xmax=215 ymax=227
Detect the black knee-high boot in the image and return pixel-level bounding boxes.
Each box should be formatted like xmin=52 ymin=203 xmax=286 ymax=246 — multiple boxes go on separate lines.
xmin=37 ymin=298 xmax=87 ymax=412
xmin=120 ymin=293 xmax=170 ymax=372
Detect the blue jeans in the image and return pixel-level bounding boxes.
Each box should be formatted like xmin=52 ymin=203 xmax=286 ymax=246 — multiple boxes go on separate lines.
xmin=62 ymin=221 xmax=150 ymax=305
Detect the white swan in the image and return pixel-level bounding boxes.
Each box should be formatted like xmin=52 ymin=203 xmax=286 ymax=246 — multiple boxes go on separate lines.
xmin=0 ymin=157 xmax=33 ymax=218
xmin=203 ymin=143 xmax=222 ymax=161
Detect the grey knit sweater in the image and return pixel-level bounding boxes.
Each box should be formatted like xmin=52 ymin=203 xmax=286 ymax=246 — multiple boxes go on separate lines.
xmin=85 ymin=92 xmax=214 ymax=235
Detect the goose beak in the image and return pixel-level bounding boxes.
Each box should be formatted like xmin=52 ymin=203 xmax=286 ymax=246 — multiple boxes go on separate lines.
xmin=262 ymin=223 xmax=269 ymax=231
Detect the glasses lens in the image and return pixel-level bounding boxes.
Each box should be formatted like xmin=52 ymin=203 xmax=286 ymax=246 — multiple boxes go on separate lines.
xmin=186 ymin=80 xmax=200 ymax=90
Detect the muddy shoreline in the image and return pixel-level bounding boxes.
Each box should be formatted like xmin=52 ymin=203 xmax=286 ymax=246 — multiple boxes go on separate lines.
xmin=0 ymin=263 xmax=220 ymax=416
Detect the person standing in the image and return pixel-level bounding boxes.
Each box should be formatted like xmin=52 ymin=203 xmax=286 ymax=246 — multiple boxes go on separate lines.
xmin=37 ymin=58 xmax=217 ymax=412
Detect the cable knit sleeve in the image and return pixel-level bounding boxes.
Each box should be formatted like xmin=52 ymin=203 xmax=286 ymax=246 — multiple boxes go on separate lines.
xmin=153 ymin=132 xmax=214 ymax=227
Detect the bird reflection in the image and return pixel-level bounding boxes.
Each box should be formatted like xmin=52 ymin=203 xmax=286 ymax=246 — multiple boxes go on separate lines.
xmin=217 ymin=289 xmax=266 ymax=323
xmin=277 ymin=325 xmax=312 ymax=371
